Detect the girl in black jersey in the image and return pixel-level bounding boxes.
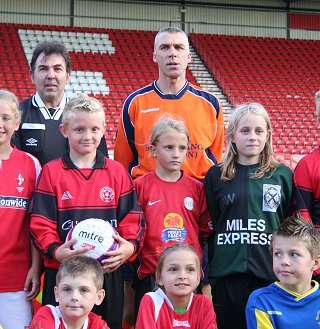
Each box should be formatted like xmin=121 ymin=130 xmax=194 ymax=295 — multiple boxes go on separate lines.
xmin=204 ymin=103 xmax=293 ymax=329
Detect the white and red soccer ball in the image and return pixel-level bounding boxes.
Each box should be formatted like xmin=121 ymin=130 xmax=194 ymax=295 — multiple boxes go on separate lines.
xmin=66 ymin=218 xmax=119 ymax=263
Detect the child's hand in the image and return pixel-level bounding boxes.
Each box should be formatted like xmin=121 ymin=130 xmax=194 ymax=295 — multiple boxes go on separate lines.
xmin=101 ymin=235 xmax=134 ymax=273
xmin=54 ymin=238 xmax=89 ymax=263
xmin=24 ymin=267 xmax=40 ymax=300
xmin=24 ymin=245 xmax=42 ymax=300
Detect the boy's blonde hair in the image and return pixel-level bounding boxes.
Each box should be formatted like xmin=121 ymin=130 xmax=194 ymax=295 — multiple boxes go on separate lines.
xmin=221 ymin=102 xmax=278 ymax=181
xmin=0 ymin=89 xmax=21 ymax=121
xmin=155 ymin=243 xmax=200 ymax=288
xmin=56 ymin=255 xmax=104 ymax=290
xmin=270 ymin=213 xmax=320 ymax=259
xmin=315 ymin=91 xmax=320 ymax=123
xmin=62 ymin=93 xmax=105 ymax=125
xmin=150 ymin=116 xmax=189 ymax=147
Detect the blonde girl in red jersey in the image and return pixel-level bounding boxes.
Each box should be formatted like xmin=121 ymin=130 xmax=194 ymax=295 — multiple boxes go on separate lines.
xmin=133 ymin=116 xmax=212 ymax=320
xmin=136 ymin=244 xmax=217 ymax=329
xmin=0 ymin=90 xmax=41 ymax=328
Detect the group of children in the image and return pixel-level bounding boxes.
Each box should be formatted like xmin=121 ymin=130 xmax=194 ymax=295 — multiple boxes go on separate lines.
xmin=1 ymin=88 xmax=319 ymax=329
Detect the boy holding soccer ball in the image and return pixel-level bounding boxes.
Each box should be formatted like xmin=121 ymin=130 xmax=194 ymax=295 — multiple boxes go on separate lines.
xmin=30 ymin=93 xmax=145 ymax=329
xmin=30 ymin=256 xmax=109 ymax=329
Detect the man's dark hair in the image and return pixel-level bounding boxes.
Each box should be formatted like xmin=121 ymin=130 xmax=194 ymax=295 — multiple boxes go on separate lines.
xmin=30 ymin=40 xmax=71 ymax=73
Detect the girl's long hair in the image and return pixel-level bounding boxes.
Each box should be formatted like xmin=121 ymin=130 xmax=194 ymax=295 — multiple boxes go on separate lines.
xmin=221 ymin=102 xmax=278 ymax=181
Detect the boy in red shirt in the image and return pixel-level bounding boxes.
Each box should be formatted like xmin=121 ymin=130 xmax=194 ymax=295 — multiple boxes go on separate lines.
xmin=30 ymin=256 xmax=109 ymax=329
xmin=30 ymin=93 xmax=144 ymax=329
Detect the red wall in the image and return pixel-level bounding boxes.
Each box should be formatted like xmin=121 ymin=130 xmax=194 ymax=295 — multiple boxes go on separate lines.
xmin=290 ymin=13 xmax=320 ymax=30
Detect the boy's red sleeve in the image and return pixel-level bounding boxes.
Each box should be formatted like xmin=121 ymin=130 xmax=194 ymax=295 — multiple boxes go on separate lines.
xmin=115 ymin=167 xmax=145 ymax=261
xmin=30 ymin=165 xmax=61 ymax=262
xmin=292 ymin=158 xmax=313 ymax=222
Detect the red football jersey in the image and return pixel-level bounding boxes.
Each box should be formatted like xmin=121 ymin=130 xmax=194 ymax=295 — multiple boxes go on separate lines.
xmin=0 ymin=147 xmax=40 ymax=292
xmin=134 ymin=171 xmax=212 ymax=279
xmin=31 ymin=152 xmax=144 ymax=270
xmin=136 ymin=288 xmax=217 ymax=329
xmin=29 ymin=305 xmax=109 ymax=329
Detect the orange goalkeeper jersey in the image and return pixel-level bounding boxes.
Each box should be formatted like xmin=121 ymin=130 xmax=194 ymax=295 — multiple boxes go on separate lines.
xmin=114 ymin=80 xmax=224 ymax=180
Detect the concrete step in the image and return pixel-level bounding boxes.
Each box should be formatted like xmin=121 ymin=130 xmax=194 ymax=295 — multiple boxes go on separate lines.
xmin=200 ymin=82 xmax=220 ymax=86
xmin=188 ymin=64 xmax=206 ymax=69
xmin=188 ymin=45 xmax=233 ymax=119
xmin=202 ymin=86 xmax=221 ymax=91
xmin=195 ymin=76 xmax=213 ymax=80
xmin=191 ymin=59 xmax=202 ymax=63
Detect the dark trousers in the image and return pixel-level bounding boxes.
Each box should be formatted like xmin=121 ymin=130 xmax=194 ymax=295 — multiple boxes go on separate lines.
xmin=43 ymin=267 xmax=124 ymax=329
xmin=211 ymin=274 xmax=271 ymax=329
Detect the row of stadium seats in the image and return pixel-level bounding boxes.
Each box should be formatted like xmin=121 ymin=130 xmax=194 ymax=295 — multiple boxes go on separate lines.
xmin=0 ymin=24 xmax=183 ymax=148
xmin=189 ymin=33 xmax=319 ymax=155
xmin=194 ymin=33 xmax=320 ymax=50
xmin=0 ymin=22 xmax=318 ymax=155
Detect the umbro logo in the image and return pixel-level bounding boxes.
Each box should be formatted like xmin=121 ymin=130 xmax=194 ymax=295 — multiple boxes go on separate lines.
xmin=26 ymin=138 xmax=38 ymax=146
xmin=61 ymin=191 xmax=73 ymax=200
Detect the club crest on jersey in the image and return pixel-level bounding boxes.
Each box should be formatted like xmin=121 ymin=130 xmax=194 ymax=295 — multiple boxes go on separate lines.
xmin=100 ymin=186 xmax=115 ymax=203
xmin=161 ymin=213 xmax=187 ymax=243
xmin=262 ymin=184 xmax=281 ymax=212
xmin=15 ymin=173 xmax=25 ymax=193
xmin=184 ymin=197 xmax=194 ymax=210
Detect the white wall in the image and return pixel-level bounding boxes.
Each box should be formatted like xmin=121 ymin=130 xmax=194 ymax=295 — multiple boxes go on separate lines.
xmin=0 ymin=0 xmax=319 ymax=40
xmin=74 ymin=1 xmax=181 ymax=30
xmin=186 ymin=6 xmax=287 ymax=37
xmin=0 ymin=0 xmax=70 ymax=25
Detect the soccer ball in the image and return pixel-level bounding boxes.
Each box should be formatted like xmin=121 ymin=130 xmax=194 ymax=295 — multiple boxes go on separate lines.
xmin=66 ymin=218 xmax=119 ymax=263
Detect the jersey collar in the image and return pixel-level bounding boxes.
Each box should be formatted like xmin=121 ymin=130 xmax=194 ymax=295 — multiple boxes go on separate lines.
xmin=153 ymin=80 xmax=189 ymax=99
xmin=62 ymin=150 xmax=106 ymax=169
xmin=32 ymin=92 xmax=67 ymax=120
